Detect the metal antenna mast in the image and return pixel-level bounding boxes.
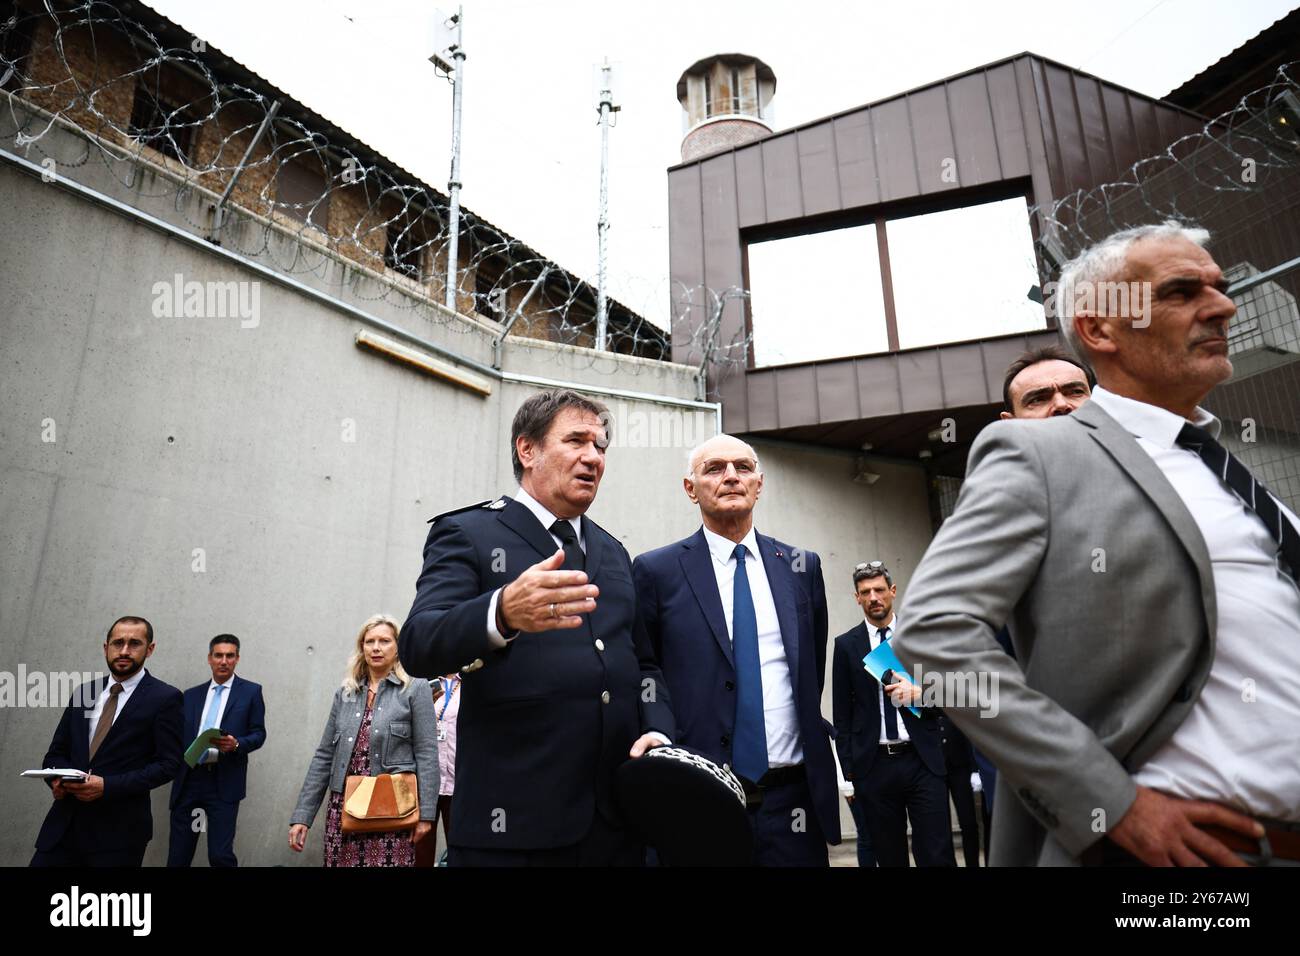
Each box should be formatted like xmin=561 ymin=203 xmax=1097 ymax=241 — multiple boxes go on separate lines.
xmin=595 ymin=59 xmax=618 ymax=351
xmin=431 ymin=8 xmax=466 ymax=313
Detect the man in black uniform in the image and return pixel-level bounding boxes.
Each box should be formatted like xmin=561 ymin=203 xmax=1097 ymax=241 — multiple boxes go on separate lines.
xmin=398 ymin=389 xmax=675 ymax=865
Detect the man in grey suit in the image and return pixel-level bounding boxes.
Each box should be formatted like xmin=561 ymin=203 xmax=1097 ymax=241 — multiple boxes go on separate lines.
xmin=893 ymin=221 xmax=1300 ymax=866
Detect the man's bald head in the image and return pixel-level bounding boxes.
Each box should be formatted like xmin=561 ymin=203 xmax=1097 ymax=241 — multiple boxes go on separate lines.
xmin=683 ymin=434 xmax=764 ymax=534
xmin=685 ymin=434 xmax=761 ymax=479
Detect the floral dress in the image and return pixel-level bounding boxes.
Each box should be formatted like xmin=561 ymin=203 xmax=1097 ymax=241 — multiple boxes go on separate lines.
xmin=323 ymin=694 xmax=417 ymax=868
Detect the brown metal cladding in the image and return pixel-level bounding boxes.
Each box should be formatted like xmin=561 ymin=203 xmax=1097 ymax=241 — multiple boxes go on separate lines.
xmin=856 ymin=354 xmax=904 ymax=418
xmin=833 ymin=111 xmax=878 ymax=207
xmin=735 ymin=147 xmax=766 ymax=227
xmin=762 ymin=134 xmax=803 ymax=223
xmin=668 ymin=53 xmax=1209 ymax=434
xmin=947 ymin=71 xmax=1004 ymax=187
xmin=908 ymin=84 xmax=959 ymax=196
xmin=798 ymin=123 xmax=841 ymax=216
xmin=815 ymin=360 xmax=859 ymax=423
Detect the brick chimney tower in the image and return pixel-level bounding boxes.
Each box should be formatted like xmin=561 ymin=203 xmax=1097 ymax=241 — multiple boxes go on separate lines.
xmin=677 ymin=54 xmax=776 ymax=162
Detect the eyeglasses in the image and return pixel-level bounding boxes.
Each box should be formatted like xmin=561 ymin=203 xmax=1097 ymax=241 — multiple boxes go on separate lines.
xmin=697 ymin=457 xmax=758 ymax=476
xmin=854 ymin=561 xmax=886 ymax=572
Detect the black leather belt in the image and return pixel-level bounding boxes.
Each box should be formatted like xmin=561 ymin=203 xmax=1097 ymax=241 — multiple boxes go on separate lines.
xmin=758 ymin=764 xmax=806 ymax=788
xmin=878 ymin=741 xmax=913 ymax=755
xmin=740 ymin=763 xmax=806 ymax=810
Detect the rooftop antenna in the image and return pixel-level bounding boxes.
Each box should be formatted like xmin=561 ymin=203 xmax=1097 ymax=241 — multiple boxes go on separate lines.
xmin=430 ymin=8 xmax=465 ymax=313
xmin=595 ymin=58 xmax=620 ymax=350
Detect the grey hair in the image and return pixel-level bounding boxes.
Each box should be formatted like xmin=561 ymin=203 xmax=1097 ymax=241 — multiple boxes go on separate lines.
xmin=1056 ymin=220 xmax=1211 ymax=359
xmin=685 ymin=435 xmax=762 ymax=479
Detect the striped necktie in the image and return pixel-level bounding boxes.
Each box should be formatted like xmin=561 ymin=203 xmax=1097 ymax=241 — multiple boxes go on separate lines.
xmin=1176 ymin=422 xmax=1300 ymax=586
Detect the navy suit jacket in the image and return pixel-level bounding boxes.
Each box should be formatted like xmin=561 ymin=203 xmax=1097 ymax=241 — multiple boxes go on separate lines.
xmin=36 ymin=670 xmax=184 ymax=852
xmin=169 ymin=674 xmax=267 ymax=808
xmin=398 ymin=495 xmax=676 ymax=850
xmin=831 ymin=621 xmax=946 ymax=781
xmin=632 ymin=528 xmax=841 ymax=844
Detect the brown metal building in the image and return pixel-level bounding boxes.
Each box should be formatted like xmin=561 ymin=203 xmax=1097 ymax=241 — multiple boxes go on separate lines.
xmin=667 ymin=53 xmax=1207 ymax=478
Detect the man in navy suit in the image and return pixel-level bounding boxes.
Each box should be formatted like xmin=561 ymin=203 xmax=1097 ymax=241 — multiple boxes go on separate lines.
xmin=832 ymin=564 xmax=955 ymax=866
xmin=398 ymin=389 xmax=675 ymax=866
xmin=167 ymin=634 xmax=267 ymax=867
xmin=632 ymin=434 xmax=841 ymax=866
xmin=31 ymin=615 xmax=184 ymax=867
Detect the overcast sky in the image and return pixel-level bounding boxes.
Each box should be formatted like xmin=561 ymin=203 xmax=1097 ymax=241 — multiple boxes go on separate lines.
xmin=146 ymin=0 xmax=1299 ymax=337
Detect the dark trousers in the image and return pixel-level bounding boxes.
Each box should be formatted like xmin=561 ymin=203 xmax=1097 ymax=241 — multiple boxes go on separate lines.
xmin=167 ymin=768 xmax=239 ymax=867
xmin=448 ymin=811 xmax=642 ymax=866
xmin=972 ymin=747 xmax=997 ymax=858
xmin=946 ymin=766 xmax=981 ymax=867
xmin=856 ymin=748 xmax=956 ymax=867
xmin=32 ymin=807 xmax=148 ymax=867
xmin=415 ymin=795 xmax=450 ymax=868
xmin=748 ymin=774 xmax=829 ymax=867
xmin=847 ymin=796 xmax=877 ymax=867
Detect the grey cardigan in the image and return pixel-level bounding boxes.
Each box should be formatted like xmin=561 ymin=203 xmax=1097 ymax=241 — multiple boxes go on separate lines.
xmin=291 ymin=673 xmax=439 ymax=827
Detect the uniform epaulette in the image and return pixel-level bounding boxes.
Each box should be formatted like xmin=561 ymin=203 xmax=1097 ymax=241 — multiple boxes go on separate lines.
xmin=427 ymin=497 xmax=508 ymax=524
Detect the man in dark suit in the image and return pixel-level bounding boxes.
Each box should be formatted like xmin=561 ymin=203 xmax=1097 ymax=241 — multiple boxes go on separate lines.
xmin=398 ymin=389 xmax=675 ymax=866
xmin=632 ymin=434 xmax=841 ymax=866
xmin=167 ymin=634 xmax=267 ymax=867
xmin=31 ymin=615 xmax=184 ymax=867
xmin=832 ymin=563 xmax=955 ymax=866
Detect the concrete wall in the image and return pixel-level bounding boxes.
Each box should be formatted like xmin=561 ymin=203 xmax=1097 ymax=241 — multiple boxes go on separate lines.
xmin=0 ymin=111 xmax=935 ymax=865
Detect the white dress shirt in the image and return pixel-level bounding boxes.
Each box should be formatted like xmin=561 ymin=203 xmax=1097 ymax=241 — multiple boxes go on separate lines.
xmin=197 ymin=677 xmax=234 ymax=764
xmin=1090 ymin=386 xmax=1300 ymax=821
xmin=866 ymin=614 xmax=910 ymax=744
xmin=87 ymin=666 xmax=147 ymax=733
xmin=702 ymin=525 xmax=803 ymax=768
xmin=486 ymin=486 xmax=583 ymax=645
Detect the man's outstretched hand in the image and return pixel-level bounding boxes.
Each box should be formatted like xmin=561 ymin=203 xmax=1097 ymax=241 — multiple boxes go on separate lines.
xmin=498 ymin=549 xmax=599 ymax=633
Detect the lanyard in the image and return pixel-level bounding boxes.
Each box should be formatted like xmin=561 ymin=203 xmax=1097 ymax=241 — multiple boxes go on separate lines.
xmin=439 ymin=677 xmax=459 ymax=721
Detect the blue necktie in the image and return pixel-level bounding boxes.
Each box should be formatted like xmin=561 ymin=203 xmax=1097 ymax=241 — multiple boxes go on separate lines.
xmin=878 ymin=627 xmax=899 ymax=740
xmin=201 ymin=684 xmax=225 ymax=764
xmin=731 ymin=543 xmax=768 ymax=783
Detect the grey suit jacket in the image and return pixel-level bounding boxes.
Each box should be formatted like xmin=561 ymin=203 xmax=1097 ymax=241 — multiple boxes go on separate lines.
xmin=291 ymin=674 xmax=440 ymax=827
xmin=891 ymin=400 xmax=1217 ymax=866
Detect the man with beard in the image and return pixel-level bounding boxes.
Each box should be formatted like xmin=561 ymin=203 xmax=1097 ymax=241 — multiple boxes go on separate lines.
xmin=831 ymin=563 xmax=954 ymax=866
xmin=32 ymin=615 xmax=184 ymax=867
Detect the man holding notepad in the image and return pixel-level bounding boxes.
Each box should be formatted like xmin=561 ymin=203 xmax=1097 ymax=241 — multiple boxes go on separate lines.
xmin=31 ymin=615 xmax=184 ymax=867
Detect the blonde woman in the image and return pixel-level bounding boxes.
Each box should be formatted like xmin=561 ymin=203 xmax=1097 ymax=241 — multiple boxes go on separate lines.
xmin=289 ymin=614 xmax=438 ymax=866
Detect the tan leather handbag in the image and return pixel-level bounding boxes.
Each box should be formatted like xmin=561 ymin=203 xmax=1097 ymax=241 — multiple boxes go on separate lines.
xmin=341 ymin=772 xmax=420 ymax=833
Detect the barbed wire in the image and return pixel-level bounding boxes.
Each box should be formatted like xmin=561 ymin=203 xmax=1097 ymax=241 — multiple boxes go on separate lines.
xmin=0 ymin=0 xmax=755 ymax=387
xmin=1032 ymin=61 xmax=1300 ymax=269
